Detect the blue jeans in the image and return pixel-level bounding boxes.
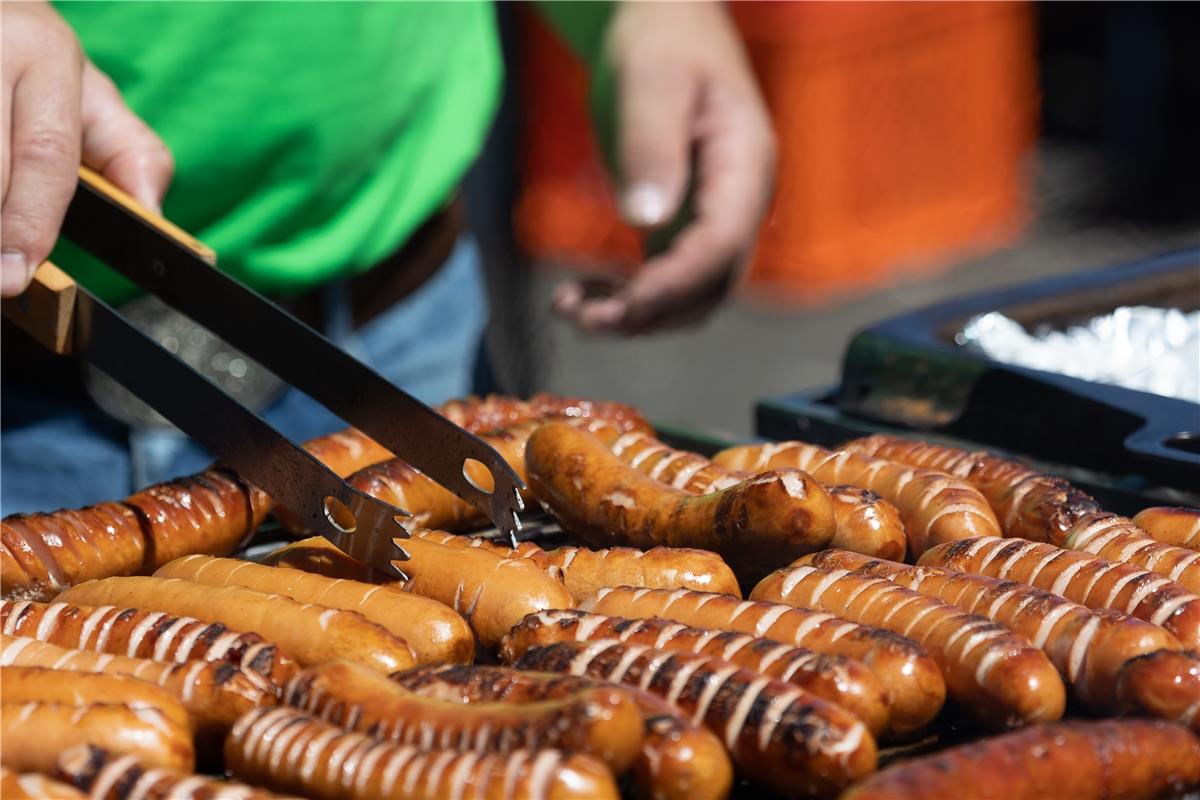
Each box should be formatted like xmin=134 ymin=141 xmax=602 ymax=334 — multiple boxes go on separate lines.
xmin=1 ymin=235 xmax=488 ymax=516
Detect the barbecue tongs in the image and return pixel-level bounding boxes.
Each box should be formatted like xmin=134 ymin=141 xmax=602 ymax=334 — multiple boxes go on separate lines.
xmin=1 ymin=168 xmax=526 ymax=579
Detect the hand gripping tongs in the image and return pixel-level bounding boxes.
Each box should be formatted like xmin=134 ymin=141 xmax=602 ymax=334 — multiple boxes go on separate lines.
xmin=1 ymin=167 xmax=525 ymax=579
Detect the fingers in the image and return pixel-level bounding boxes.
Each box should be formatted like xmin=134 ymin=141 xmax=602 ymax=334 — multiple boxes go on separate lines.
xmin=2 ymin=34 xmax=83 ymax=297
xmin=80 ymin=62 xmax=173 ymax=213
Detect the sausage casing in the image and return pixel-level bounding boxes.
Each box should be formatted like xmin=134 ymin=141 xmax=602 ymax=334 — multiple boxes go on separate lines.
xmin=54 ymin=744 xmax=276 ymax=800
xmin=1115 ymin=649 xmax=1200 ymax=732
xmin=0 ymin=666 xmax=190 ymax=733
xmin=0 ymin=766 xmax=84 ymax=799
xmin=1065 ymin=512 xmax=1200 ymax=593
xmin=1132 ymin=506 xmax=1200 ymax=549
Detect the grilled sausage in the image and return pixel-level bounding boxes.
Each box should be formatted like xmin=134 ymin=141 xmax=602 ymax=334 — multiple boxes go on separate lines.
xmin=841 ymin=719 xmax=1200 ymax=799
xmin=796 ymin=550 xmax=1181 ymax=712
xmin=844 ymin=434 xmax=1101 ymax=544
xmin=0 ymin=667 xmax=190 ymax=733
xmin=510 ymin=639 xmax=878 ymax=798
xmin=0 ymin=635 xmax=272 ymax=736
xmin=282 ymin=660 xmax=643 ymax=772
xmin=403 ymin=528 xmax=553 ymax=565
xmin=502 ymin=609 xmax=891 ymax=736
xmin=302 ymin=428 xmax=395 ymax=478
xmin=0 ymin=599 xmax=298 ymax=684
xmin=582 ymin=585 xmax=945 ymax=737
xmin=57 ymin=575 xmax=416 ymax=673
xmin=0 ymin=766 xmax=84 ymax=799
xmin=390 ymin=663 xmax=734 ymax=800
xmin=751 ymin=565 xmax=1065 ymax=728
xmin=586 ymin=420 xmax=907 ymax=561
xmin=152 ymin=555 xmax=472 ymax=665
xmin=55 ymin=744 xmax=276 ymax=800
xmin=0 ymin=702 xmax=193 ymax=774
xmin=528 ymin=421 xmax=837 ymax=583
xmin=713 ymin=441 xmax=1000 ymax=556
xmin=1132 ymin=507 xmax=1200 ymax=550
xmin=227 ymin=706 xmax=620 ymax=800
xmin=919 ymin=537 xmax=1200 ymax=649
xmin=1064 ymin=512 xmax=1200 ymax=594
xmin=1116 ymin=649 xmax=1200 ymax=732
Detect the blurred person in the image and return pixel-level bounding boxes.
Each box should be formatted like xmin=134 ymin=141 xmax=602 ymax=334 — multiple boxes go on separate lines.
xmin=0 ymin=2 xmax=775 ymax=513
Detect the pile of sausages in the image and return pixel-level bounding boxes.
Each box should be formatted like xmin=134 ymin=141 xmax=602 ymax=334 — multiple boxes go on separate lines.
xmin=2 ymin=393 xmax=1199 ymax=799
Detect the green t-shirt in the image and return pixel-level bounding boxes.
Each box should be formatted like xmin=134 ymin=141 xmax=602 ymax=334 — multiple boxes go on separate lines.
xmin=54 ymin=1 xmax=502 ymax=302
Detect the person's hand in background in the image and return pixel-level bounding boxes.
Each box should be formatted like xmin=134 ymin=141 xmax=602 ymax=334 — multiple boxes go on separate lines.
xmin=1 ymin=1 xmax=173 ymax=297
xmin=553 ymin=2 xmax=776 ymax=334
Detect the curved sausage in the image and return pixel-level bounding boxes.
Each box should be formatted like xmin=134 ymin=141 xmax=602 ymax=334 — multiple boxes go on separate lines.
xmin=502 ymin=608 xmax=891 ymax=737
xmin=1116 ymin=649 xmax=1200 ymax=732
xmin=1065 ymin=512 xmax=1200 ymax=593
xmin=55 ymin=744 xmax=276 ymax=800
xmin=844 ymin=434 xmax=1101 ymax=544
xmin=390 ymin=663 xmax=733 ymax=800
xmin=152 ymin=555 xmax=473 ymax=665
xmin=227 ymin=706 xmax=619 ymax=800
xmin=0 ymin=766 xmax=84 ymax=799
xmin=841 ymin=719 xmax=1200 ymax=800
xmin=582 ymin=585 xmax=945 ymax=737
xmin=57 ymin=575 xmax=416 ymax=673
xmin=714 ymin=441 xmax=1000 ymax=556
xmin=528 ymin=421 xmax=837 ymax=583
xmin=919 ymin=537 xmax=1200 ymax=649
xmin=0 ymin=666 xmax=190 ymax=733
xmin=0 ymin=599 xmax=298 ymax=685
xmin=0 ymin=702 xmax=193 ymax=774
xmin=796 ymin=550 xmax=1181 ymax=713
xmin=1132 ymin=507 xmax=1200 ymax=550
xmin=0 ymin=634 xmax=273 ymax=736
xmin=510 ymin=639 xmax=878 ymax=799
xmin=751 ymin=565 xmax=1065 ymax=728
xmin=283 ymin=660 xmax=643 ymax=773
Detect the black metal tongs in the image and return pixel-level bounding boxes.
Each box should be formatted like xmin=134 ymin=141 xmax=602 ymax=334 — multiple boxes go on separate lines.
xmin=1 ymin=168 xmax=525 ymax=579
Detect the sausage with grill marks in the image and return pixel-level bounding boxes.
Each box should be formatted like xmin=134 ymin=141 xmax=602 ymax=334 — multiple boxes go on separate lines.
xmin=57 ymin=575 xmax=416 ymax=673
xmin=0 ymin=599 xmax=298 ymax=684
xmin=919 ymin=537 xmax=1200 ymax=649
xmin=0 ymin=634 xmax=273 ymax=736
xmin=0 ymin=766 xmax=84 ymax=799
xmin=1115 ymin=649 xmax=1200 ymax=732
xmin=509 ymin=639 xmax=878 ymax=798
xmin=501 ymin=609 xmax=891 ymax=737
xmin=527 ymin=421 xmax=837 ymax=583
xmin=54 ymin=744 xmax=277 ymax=800
xmin=391 ymin=663 xmax=733 ymax=800
xmin=226 ymin=706 xmax=620 ymax=800
xmin=1065 ymin=512 xmax=1200 ymax=593
xmin=1132 ymin=507 xmax=1200 ymax=550
xmin=713 ymin=441 xmax=999 ymax=556
xmin=795 ymin=550 xmax=1182 ymax=713
xmin=751 ymin=565 xmax=1065 ymax=728
xmin=281 ymin=660 xmax=643 ymax=773
xmin=841 ymin=719 xmax=1200 ymax=800
xmin=582 ymin=586 xmax=945 ymax=737
xmin=0 ymin=667 xmax=190 ymax=733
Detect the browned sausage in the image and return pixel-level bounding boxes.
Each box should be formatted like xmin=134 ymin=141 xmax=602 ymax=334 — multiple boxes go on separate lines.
xmin=795 ymin=550 xmax=1181 ymax=714
xmin=919 ymin=537 xmax=1200 ymax=649
xmin=0 ymin=599 xmax=298 ymax=685
xmin=57 ymin=575 xmax=416 ymax=673
xmin=841 ymin=719 xmax=1200 ymax=799
xmin=1116 ymin=649 xmax=1200 ymax=733
xmin=501 ymin=608 xmax=891 ymax=737
xmin=844 ymin=434 xmax=1101 ymax=544
xmin=1132 ymin=507 xmax=1200 ymax=550
xmin=1065 ymin=512 xmax=1200 ymax=593
xmin=0 ymin=666 xmax=190 ymax=733
xmin=152 ymin=555 xmax=473 ymax=665
xmin=0 ymin=766 xmax=84 ymax=799
xmin=226 ymin=706 xmax=620 ymax=800
xmin=54 ymin=744 xmax=277 ymax=800
xmin=509 ymin=639 xmax=878 ymax=798
xmin=282 ymin=660 xmax=643 ymax=773
xmin=751 ymin=564 xmax=1065 ymax=728
xmin=582 ymin=585 xmax=945 ymax=737
xmin=527 ymin=421 xmax=837 ymax=583
xmin=0 ymin=634 xmax=274 ymax=736
xmin=714 ymin=441 xmax=1000 ymax=556
xmin=390 ymin=663 xmax=733 ymax=800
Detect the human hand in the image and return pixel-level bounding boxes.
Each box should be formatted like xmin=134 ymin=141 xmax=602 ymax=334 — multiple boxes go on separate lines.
xmin=553 ymin=2 xmax=775 ymax=334
xmin=2 ymin=1 xmax=173 ymax=297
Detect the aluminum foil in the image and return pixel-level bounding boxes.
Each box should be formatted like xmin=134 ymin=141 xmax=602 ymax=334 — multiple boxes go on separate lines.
xmin=957 ymin=306 xmax=1200 ymax=403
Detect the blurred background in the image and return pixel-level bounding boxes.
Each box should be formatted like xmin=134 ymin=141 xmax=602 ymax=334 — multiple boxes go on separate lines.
xmin=469 ymin=1 xmax=1199 ymax=436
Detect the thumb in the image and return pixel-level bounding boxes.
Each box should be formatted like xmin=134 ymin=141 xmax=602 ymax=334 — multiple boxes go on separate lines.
xmin=79 ymin=61 xmax=173 ymax=213
xmin=616 ymin=62 xmax=697 ymax=229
